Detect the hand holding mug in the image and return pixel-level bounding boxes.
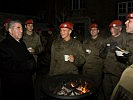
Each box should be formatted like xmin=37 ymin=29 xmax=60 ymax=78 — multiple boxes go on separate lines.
xmin=27 ymin=47 xmax=35 ymax=54
xmin=68 ymin=55 xmax=74 ymax=62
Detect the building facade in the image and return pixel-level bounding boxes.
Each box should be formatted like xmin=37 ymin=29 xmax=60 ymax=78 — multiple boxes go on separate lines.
xmin=118 ymin=0 xmax=133 ymax=23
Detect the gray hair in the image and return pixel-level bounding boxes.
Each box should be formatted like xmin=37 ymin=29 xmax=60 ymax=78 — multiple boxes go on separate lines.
xmin=8 ymin=20 xmax=22 ymax=29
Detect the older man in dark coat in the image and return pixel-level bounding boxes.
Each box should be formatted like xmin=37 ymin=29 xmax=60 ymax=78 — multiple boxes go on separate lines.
xmin=0 ymin=20 xmax=36 ymax=100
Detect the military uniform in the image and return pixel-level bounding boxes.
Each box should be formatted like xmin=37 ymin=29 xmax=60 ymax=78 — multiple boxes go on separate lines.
xmin=126 ymin=33 xmax=133 ymax=65
xmin=23 ymin=31 xmax=43 ymax=61
xmin=83 ymin=36 xmax=104 ymax=74
xmin=49 ymin=38 xmax=85 ymax=76
xmin=110 ymin=12 xmax=133 ymax=100
xmin=83 ymin=36 xmax=104 ymax=89
xmin=100 ymin=32 xmax=128 ymax=100
xmin=110 ymin=64 xmax=133 ymax=100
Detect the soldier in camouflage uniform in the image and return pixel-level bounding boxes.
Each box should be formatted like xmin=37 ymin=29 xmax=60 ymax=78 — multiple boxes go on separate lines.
xmin=49 ymin=22 xmax=85 ymax=76
xmin=83 ymin=23 xmax=104 ymax=93
xmin=110 ymin=12 xmax=133 ymax=100
xmin=100 ymin=20 xmax=129 ymax=100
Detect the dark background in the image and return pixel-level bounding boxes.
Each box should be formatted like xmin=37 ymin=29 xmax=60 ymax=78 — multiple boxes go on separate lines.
xmin=0 ymin=0 xmax=117 ymax=16
xmin=0 ymin=0 xmax=44 ymax=15
xmin=0 ymin=0 xmax=126 ymax=30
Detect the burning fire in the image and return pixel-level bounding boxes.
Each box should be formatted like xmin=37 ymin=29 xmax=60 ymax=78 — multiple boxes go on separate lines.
xmin=82 ymin=87 xmax=89 ymax=93
xmin=75 ymin=81 xmax=90 ymax=94
xmin=56 ymin=80 xmax=91 ymax=96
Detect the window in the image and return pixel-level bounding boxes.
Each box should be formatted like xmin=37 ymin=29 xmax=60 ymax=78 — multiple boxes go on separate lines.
xmin=118 ymin=2 xmax=126 ymax=14
xmin=72 ymin=0 xmax=85 ymax=10
xmin=118 ymin=1 xmax=133 ymax=23
xmin=128 ymin=2 xmax=133 ymax=13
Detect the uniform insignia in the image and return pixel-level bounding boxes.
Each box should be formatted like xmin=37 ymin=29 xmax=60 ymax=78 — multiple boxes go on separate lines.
xmin=86 ymin=49 xmax=91 ymax=54
xmin=113 ymin=24 xmax=116 ymax=27
xmin=107 ymin=43 xmax=110 ymax=47
xmin=130 ymin=14 xmax=133 ymax=17
xmin=64 ymin=24 xmax=67 ymax=27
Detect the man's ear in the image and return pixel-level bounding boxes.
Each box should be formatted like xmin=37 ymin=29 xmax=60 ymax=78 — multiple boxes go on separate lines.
xmin=69 ymin=30 xmax=72 ymax=34
xmin=9 ymin=28 xmax=11 ymax=33
xmin=119 ymin=27 xmax=122 ymax=31
xmin=98 ymin=29 xmax=99 ymax=33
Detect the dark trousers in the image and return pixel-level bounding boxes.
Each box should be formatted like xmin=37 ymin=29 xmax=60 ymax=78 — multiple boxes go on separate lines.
xmin=103 ymin=74 xmax=120 ymax=100
xmin=1 ymin=74 xmax=35 ymax=100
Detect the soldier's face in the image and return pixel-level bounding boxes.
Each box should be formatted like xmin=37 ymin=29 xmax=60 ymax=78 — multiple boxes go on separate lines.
xmin=60 ymin=28 xmax=71 ymax=41
xmin=26 ymin=24 xmax=33 ymax=32
xmin=90 ymin=28 xmax=99 ymax=38
xmin=110 ymin=27 xmax=121 ymax=37
xmin=125 ymin=19 xmax=133 ymax=33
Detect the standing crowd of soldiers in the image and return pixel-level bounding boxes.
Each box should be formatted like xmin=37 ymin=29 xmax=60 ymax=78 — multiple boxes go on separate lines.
xmin=0 ymin=12 xmax=133 ymax=100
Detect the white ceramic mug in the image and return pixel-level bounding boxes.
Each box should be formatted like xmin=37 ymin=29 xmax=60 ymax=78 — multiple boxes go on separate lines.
xmin=64 ymin=55 xmax=70 ymax=61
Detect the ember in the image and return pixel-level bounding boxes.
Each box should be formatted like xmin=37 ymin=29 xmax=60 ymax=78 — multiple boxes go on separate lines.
xmin=54 ymin=79 xmax=92 ymax=96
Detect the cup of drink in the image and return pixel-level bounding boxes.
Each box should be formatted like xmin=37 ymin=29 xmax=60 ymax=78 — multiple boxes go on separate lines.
xmin=64 ymin=55 xmax=70 ymax=61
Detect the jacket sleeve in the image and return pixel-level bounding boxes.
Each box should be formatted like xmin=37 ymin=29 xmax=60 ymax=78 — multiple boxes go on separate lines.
xmin=73 ymin=41 xmax=86 ymax=67
xmin=110 ymin=66 xmax=133 ymax=100
xmin=99 ymin=44 xmax=109 ymax=59
xmin=126 ymin=39 xmax=133 ymax=65
xmin=35 ymin=35 xmax=43 ymax=54
xmin=99 ymin=39 xmax=109 ymax=59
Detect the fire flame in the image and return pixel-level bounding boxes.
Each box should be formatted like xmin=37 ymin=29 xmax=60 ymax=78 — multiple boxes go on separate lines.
xmin=71 ymin=81 xmax=90 ymax=94
xmin=56 ymin=80 xmax=91 ymax=96
xmin=82 ymin=87 xmax=89 ymax=94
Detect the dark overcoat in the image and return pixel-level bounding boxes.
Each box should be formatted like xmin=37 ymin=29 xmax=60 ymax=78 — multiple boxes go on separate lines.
xmin=0 ymin=34 xmax=36 ymax=100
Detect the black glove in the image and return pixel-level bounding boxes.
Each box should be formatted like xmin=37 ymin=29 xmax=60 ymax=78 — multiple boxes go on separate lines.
xmin=115 ymin=51 xmax=130 ymax=64
xmin=123 ymin=51 xmax=130 ymax=57
xmin=109 ymin=42 xmax=117 ymax=52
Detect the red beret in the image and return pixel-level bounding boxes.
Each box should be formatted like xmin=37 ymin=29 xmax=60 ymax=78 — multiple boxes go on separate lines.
xmin=126 ymin=12 xmax=133 ymax=19
xmin=59 ymin=22 xmax=74 ymax=30
xmin=109 ymin=20 xmax=122 ymax=28
xmin=25 ymin=19 xmax=33 ymax=24
xmin=4 ymin=18 xmax=10 ymax=24
xmin=89 ymin=23 xmax=98 ymax=29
